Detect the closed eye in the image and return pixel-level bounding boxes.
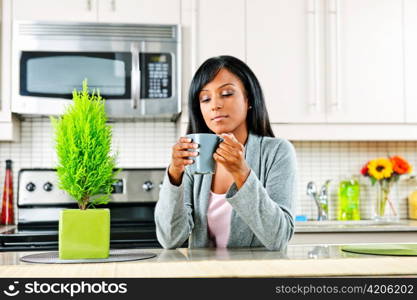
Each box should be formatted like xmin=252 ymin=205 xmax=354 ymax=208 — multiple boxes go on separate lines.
xmin=200 ymin=98 xmax=210 ymax=103
xmin=222 ymin=93 xmax=233 ymax=97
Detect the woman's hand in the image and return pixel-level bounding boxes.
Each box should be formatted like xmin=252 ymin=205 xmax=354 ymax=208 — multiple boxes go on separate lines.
xmin=213 ymin=133 xmax=251 ymax=189
xmin=168 ymin=137 xmax=199 ymax=186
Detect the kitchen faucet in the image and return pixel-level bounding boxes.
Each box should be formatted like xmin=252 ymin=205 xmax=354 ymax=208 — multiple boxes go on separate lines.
xmin=306 ymin=180 xmax=331 ymax=221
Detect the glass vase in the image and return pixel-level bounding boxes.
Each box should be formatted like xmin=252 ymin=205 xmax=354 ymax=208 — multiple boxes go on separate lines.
xmin=374 ymin=180 xmax=399 ymax=222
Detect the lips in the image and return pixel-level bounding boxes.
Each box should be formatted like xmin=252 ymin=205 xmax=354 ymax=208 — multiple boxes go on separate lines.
xmin=212 ymin=115 xmax=228 ymax=121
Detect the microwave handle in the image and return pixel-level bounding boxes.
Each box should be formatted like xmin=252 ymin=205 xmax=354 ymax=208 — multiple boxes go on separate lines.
xmin=131 ymin=43 xmax=140 ymax=109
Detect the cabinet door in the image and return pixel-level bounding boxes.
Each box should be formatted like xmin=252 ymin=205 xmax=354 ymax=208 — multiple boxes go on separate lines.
xmin=247 ymin=0 xmax=326 ymax=123
xmin=325 ymin=0 xmax=404 ymax=123
xmin=98 ymin=0 xmax=180 ymax=24
xmin=13 ymin=0 xmax=97 ymax=22
xmin=195 ymin=0 xmax=245 ymax=66
xmin=404 ymin=0 xmax=417 ymax=123
xmin=1 ymin=0 xmax=20 ymax=140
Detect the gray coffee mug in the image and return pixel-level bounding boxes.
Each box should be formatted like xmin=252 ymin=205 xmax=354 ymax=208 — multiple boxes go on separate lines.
xmin=186 ymin=133 xmax=223 ymax=174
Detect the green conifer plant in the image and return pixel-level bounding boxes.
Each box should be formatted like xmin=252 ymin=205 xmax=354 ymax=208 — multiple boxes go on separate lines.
xmin=51 ymin=79 xmax=119 ymax=210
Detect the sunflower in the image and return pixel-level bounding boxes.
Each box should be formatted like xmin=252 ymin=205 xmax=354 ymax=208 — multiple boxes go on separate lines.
xmin=390 ymin=155 xmax=412 ymax=175
xmin=367 ymin=158 xmax=393 ymax=180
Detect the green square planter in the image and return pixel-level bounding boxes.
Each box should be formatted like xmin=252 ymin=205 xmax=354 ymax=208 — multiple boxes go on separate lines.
xmin=59 ymin=209 xmax=110 ymax=260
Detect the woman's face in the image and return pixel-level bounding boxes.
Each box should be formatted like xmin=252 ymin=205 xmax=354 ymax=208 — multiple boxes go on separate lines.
xmin=199 ymin=68 xmax=249 ymax=135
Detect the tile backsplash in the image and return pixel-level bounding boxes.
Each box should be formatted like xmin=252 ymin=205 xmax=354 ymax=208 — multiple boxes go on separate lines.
xmin=293 ymin=141 xmax=417 ymax=221
xmin=0 ymin=118 xmax=416 ymax=222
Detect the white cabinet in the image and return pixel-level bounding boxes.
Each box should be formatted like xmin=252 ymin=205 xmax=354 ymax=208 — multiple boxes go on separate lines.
xmin=325 ymin=0 xmax=403 ymax=123
xmin=247 ymin=0 xmax=404 ymax=124
xmin=1 ymin=0 xmax=20 ymax=141
xmin=194 ymin=0 xmax=245 ymax=66
xmin=404 ymin=0 xmax=417 ymax=123
xmin=247 ymin=0 xmax=326 ymax=123
xmin=98 ymin=0 xmax=180 ymax=24
xmin=13 ymin=0 xmax=180 ymax=24
xmin=179 ymin=0 xmax=245 ymax=127
xmin=13 ymin=0 xmax=97 ymax=22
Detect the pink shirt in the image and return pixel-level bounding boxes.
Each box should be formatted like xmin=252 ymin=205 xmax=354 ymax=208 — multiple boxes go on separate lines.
xmin=207 ymin=191 xmax=232 ymax=248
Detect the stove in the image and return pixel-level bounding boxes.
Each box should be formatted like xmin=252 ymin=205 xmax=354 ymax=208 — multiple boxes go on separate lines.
xmin=0 ymin=168 xmax=166 ymax=251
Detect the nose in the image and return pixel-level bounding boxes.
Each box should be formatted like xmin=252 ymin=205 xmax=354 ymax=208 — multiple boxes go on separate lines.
xmin=210 ymin=95 xmax=224 ymax=111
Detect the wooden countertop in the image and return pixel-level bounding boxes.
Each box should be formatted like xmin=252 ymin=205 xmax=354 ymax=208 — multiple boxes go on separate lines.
xmin=1 ymin=245 xmax=417 ymax=277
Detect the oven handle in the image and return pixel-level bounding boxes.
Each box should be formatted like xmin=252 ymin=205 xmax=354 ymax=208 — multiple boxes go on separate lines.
xmin=131 ymin=43 xmax=140 ymax=110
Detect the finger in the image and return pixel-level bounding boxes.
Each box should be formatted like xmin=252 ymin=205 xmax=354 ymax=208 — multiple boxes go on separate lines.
xmin=174 ymin=150 xmax=199 ymax=158
xmin=183 ymin=159 xmax=194 ymax=165
xmin=216 ymin=147 xmax=235 ymax=158
xmin=219 ymin=133 xmax=240 ymax=146
xmin=179 ymin=137 xmax=192 ymax=143
xmin=218 ymin=142 xmax=242 ymax=153
xmin=217 ymin=149 xmax=241 ymax=163
xmin=174 ymin=159 xmax=194 ymax=167
xmin=213 ymin=152 xmax=226 ymax=162
xmin=176 ymin=142 xmax=199 ymax=150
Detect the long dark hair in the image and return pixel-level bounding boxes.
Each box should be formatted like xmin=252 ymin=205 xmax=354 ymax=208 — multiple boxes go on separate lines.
xmin=186 ymin=55 xmax=275 ymax=137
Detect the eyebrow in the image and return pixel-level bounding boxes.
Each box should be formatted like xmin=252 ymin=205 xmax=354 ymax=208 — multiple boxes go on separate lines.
xmin=201 ymin=83 xmax=235 ymax=92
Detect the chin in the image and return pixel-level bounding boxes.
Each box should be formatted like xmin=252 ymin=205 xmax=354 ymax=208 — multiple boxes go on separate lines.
xmin=208 ymin=125 xmax=234 ymax=135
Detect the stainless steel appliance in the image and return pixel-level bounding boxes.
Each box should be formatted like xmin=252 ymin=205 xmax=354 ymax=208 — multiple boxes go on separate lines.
xmin=0 ymin=168 xmax=167 ymax=251
xmin=12 ymin=21 xmax=181 ymax=120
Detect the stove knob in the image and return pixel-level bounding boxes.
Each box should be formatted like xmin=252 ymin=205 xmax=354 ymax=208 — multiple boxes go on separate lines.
xmin=43 ymin=182 xmax=53 ymax=192
xmin=159 ymin=181 xmax=163 ymax=189
xmin=26 ymin=182 xmax=36 ymax=192
xmin=142 ymin=181 xmax=154 ymax=192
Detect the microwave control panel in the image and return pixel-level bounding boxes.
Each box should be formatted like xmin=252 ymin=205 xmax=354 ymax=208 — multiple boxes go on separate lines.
xmin=140 ymin=53 xmax=172 ymax=99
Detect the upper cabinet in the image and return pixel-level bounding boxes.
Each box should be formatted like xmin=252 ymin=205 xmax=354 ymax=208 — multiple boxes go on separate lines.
xmin=194 ymin=0 xmax=245 ymax=66
xmin=404 ymin=0 xmax=417 ymax=123
xmin=325 ymin=0 xmax=403 ymax=123
xmin=13 ymin=0 xmax=180 ymax=24
xmin=1 ymin=0 xmax=20 ymax=141
xmin=247 ymin=0 xmax=326 ymax=123
xmin=13 ymin=0 xmax=97 ymax=22
xmin=248 ymin=0 xmax=404 ymax=124
xmin=98 ymin=0 xmax=180 ymax=24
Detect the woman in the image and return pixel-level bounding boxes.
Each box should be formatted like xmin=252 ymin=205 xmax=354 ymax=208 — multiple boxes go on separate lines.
xmin=155 ymin=55 xmax=297 ymax=250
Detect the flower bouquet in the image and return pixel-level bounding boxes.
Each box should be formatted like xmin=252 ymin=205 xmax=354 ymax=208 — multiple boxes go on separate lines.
xmin=361 ymin=156 xmax=412 ymax=221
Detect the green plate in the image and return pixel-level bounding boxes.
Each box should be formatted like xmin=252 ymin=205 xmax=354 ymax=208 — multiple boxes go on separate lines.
xmin=341 ymin=244 xmax=417 ymax=256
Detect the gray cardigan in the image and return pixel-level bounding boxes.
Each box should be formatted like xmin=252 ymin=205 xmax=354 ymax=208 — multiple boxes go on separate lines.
xmin=154 ymin=133 xmax=297 ymax=250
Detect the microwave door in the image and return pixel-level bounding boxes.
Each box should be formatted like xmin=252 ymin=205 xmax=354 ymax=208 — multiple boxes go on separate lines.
xmin=15 ymin=51 xmax=132 ymax=116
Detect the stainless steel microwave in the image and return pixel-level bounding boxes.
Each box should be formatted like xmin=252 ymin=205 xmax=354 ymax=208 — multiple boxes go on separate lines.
xmin=12 ymin=21 xmax=181 ymax=120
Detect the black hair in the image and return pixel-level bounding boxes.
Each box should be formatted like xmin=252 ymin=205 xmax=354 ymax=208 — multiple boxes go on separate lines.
xmin=186 ymin=55 xmax=275 ymax=137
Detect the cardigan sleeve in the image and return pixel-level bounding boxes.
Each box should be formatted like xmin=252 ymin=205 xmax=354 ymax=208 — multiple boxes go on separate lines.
xmin=154 ymin=167 xmax=194 ymax=249
xmin=225 ymin=139 xmax=297 ymax=251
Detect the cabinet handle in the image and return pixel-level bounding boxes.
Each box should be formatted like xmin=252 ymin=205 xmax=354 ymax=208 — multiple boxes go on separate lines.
xmin=328 ymin=0 xmax=341 ymax=111
xmin=111 ymin=0 xmax=116 ymax=11
xmin=86 ymin=0 xmax=92 ymax=11
xmin=307 ymin=0 xmax=320 ymax=111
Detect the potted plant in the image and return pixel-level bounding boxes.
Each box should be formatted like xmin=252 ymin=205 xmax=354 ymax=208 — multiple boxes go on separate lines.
xmin=51 ymin=79 xmax=119 ymax=259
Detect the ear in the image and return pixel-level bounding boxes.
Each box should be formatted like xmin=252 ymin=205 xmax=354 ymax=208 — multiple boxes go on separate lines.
xmin=246 ymin=97 xmax=252 ymax=110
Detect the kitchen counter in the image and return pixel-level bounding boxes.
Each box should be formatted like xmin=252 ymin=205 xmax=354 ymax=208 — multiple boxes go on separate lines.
xmin=1 ymin=244 xmax=417 ymax=277
xmin=3 ymin=220 xmax=417 ymax=235
xmin=295 ymin=219 xmax=417 ymax=232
